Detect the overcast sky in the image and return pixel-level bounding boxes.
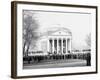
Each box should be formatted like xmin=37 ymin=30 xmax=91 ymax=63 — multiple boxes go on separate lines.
xmin=23 ymin=10 xmax=91 ymax=49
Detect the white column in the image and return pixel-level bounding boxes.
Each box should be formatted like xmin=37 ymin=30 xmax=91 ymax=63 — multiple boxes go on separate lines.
xmin=52 ymin=38 xmax=54 ymax=54
xmin=57 ymin=38 xmax=59 ymax=54
xmin=61 ymin=39 xmax=63 ymax=54
xmin=66 ymin=39 xmax=68 ymax=54
xmin=69 ymin=38 xmax=72 ymax=53
xmin=47 ymin=38 xmax=49 ymax=53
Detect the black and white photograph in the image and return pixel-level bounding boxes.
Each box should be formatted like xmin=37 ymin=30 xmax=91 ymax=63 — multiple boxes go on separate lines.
xmin=11 ymin=1 xmax=97 ymax=78
xmin=23 ymin=10 xmax=92 ymax=69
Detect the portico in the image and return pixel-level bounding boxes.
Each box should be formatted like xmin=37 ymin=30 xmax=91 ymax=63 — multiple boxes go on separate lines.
xmin=47 ymin=28 xmax=72 ymax=54
xmin=48 ymin=37 xmax=71 ymax=54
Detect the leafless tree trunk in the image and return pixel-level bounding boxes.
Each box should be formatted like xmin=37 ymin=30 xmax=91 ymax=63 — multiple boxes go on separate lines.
xmin=23 ymin=41 xmax=26 ymax=56
xmin=26 ymin=42 xmax=31 ymax=56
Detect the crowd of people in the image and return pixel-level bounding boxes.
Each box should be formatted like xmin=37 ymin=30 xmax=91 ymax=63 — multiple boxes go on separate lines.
xmin=23 ymin=51 xmax=91 ymax=66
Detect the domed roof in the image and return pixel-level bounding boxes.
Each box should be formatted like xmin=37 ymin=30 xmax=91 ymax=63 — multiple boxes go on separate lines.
xmin=47 ymin=27 xmax=71 ymax=35
xmin=40 ymin=27 xmax=72 ymax=37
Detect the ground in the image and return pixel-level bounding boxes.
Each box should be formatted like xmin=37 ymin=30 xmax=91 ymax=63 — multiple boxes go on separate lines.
xmin=23 ymin=59 xmax=87 ymax=69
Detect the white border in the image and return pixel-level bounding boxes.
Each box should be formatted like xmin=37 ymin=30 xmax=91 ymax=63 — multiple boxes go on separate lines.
xmin=17 ymin=3 xmax=96 ymax=76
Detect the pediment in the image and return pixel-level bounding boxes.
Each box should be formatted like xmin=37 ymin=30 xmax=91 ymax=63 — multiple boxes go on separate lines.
xmin=50 ymin=30 xmax=71 ymax=36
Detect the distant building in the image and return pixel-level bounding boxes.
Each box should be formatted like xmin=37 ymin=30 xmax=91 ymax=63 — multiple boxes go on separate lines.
xmin=29 ymin=27 xmax=72 ymax=56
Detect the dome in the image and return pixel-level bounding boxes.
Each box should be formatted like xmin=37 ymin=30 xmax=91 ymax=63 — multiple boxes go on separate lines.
xmin=47 ymin=27 xmax=71 ymax=35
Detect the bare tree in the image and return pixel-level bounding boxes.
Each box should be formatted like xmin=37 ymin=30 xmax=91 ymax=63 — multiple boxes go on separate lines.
xmin=85 ymin=33 xmax=91 ymax=47
xmin=23 ymin=11 xmax=39 ymax=56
